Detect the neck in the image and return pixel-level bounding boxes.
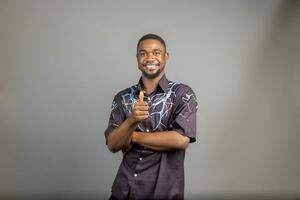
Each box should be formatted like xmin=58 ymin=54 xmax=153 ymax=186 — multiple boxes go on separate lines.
xmin=142 ymin=72 xmax=164 ymax=95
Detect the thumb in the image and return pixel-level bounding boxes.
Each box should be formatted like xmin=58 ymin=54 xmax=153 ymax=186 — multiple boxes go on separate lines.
xmin=139 ymin=91 xmax=144 ymax=102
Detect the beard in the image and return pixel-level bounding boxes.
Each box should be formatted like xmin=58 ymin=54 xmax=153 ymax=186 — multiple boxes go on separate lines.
xmin=141 ymin=68 xmax=162 ymax=79
xmin=139 ymin=62 xmax=164 ymax=79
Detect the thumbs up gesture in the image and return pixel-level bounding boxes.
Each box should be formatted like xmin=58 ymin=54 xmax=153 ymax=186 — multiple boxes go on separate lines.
xmin=130 ymin=91 xmax=149 ymax=123
xmin=122 ymin=91 xmax=148 ymax=155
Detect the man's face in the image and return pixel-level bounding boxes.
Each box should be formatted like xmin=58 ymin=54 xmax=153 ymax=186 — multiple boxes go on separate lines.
xmin=137 ymin=39 xmax=169 ymax=79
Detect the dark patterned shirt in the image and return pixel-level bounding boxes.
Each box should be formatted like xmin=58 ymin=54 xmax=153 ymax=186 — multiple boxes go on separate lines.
xmin=104 ymin=75 xmax=198 ymax=200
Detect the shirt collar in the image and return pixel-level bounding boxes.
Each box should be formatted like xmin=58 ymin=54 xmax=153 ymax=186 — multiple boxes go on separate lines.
xmin=136 ymin=74 xmax=169 ymax=95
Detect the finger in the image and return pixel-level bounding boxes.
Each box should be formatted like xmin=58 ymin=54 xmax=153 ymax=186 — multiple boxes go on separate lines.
xmin=136 ymin=115 xmax=149 ymax=120
xmin=135 ymin=105 xmax=149 ymax=111
xmin=141 ymin=101 xmax=148 ymax=106
xmin=136 ymin=101 xmax=148 ymax=106
xmin=136 ymin=110 xmax=149 ymax=116
xmin=139 ymin=91 xmax=144 ymax=102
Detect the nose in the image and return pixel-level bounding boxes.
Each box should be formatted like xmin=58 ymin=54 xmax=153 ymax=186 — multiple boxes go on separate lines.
xmin=146 ymin=53 xmax=154 ymax=60
xmin=146 ymin=52 xmax=156 ymax=61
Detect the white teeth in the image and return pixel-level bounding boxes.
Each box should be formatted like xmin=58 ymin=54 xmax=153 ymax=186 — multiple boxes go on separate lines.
xmin=145 ymin=65 xmax=158 ymax=70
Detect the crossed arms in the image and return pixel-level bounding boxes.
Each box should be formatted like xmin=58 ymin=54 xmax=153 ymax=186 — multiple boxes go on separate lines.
xmin=106 ymin=117 xmax=190 ymax=153
xmin=106 ymin=97 xmax=190 ymax=153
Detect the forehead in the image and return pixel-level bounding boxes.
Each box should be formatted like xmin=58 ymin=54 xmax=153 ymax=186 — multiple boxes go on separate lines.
xmin=137 ymin=39 xmax=165 ymax=51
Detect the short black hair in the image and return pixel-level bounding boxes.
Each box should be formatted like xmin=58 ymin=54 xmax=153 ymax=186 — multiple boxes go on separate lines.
xmin=137 ymin=33 xmax=166 ymax=51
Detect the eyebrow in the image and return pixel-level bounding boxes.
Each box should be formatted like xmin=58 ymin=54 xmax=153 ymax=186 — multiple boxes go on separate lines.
xmin=138 ymin=48 xmax=162 ymax=53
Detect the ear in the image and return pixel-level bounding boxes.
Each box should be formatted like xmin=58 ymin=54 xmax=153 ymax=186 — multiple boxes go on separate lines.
xmin=165 ymin=52 xmax=169 ymax=60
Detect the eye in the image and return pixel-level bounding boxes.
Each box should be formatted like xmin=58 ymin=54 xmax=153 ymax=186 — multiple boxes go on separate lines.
xmin=154 ymin=51 xmax=161 ymax=56
xmin=139 ymin=52 xmax=146 ymax=57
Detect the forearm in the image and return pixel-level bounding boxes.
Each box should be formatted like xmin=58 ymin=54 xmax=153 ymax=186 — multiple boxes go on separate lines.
xmin=107 ymin=117 xmax=137 ymax=153
xmin=132 ymin=131 xmax=190 ymax=151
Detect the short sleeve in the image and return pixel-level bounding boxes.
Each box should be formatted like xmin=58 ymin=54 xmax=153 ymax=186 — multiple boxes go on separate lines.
xmin=171 ymin=85 xmax=198 ymax=143
xmin=104 ymin=94 xmax=125 ymax=145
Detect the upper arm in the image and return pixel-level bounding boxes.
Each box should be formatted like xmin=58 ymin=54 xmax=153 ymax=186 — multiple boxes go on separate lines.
xmin=104 ymin=94 xmax=125 ymax=145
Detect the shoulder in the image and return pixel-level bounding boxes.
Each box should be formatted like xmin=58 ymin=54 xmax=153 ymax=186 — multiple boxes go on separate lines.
xmin=113 ymin=84 xmax=138 ymax=101
xmin=170 ymin=82 xmax=198 ymax=111
xmin=170 ymin=82 xmax=196 ymax=98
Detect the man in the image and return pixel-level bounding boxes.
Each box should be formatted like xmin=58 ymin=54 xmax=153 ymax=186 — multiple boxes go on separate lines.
xmin=104 ymin=34 xmax=198 ymax=200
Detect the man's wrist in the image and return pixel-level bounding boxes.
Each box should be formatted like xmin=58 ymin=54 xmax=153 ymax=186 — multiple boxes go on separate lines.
xmin=127 ymin=116 xmax=138 ymax=127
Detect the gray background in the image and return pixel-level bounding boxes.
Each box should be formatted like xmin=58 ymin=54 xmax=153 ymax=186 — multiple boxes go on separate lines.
xmin=0 ymin=0 xmax=299 ymax=199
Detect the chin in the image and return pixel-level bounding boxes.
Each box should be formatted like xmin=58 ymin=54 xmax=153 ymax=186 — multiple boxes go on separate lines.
xmin=142 ymin=70 xmax=161 ymax=79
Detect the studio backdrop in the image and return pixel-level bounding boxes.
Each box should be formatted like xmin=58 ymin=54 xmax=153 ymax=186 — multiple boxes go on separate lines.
xmin=0 ymin=0 xmax=299 ymax=199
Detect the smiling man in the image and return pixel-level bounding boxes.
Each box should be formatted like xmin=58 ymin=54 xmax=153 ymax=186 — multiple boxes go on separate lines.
xmin=104 ymin=34 xmax=198 ymax=200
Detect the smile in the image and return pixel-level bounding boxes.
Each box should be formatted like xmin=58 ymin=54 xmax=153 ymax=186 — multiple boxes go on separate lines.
xmin=143 ymin=62 xmax=159 ymax=68
xmin=144 ymin=64 xmax=159 ymax=71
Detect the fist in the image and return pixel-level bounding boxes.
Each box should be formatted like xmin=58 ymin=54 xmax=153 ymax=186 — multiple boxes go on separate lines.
xmin=130 ymin=91 xmax=149 ymax=123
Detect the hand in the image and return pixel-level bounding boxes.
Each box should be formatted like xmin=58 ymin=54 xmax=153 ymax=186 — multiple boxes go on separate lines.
xmin=122 ymin=135 xmax=134 ymax=154
xmin=122 ymin=142 xmax=133 ymax=154
xmin=122 ymin=132 xmax=140 ymax=154
xmin=129 ymin=91 xmax=149 ymax=124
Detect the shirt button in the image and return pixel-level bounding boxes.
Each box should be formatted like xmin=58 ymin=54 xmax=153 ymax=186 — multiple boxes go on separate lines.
xmin=134 ymin=173 xmax=137 ymax=177
xmin=139 ymin=157 xmax=142 ymax=161
xmin=146 ymin=129 xmax=149 ymax=132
